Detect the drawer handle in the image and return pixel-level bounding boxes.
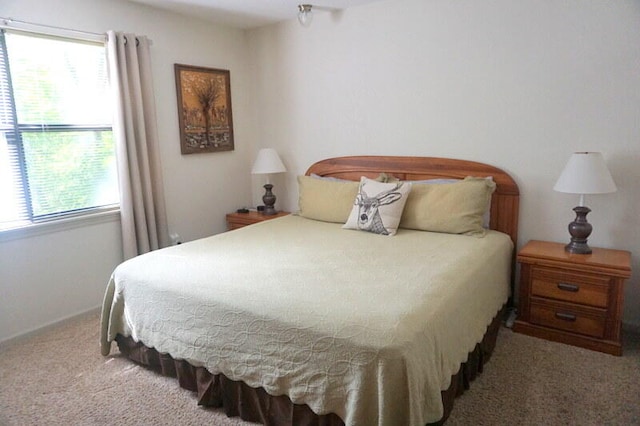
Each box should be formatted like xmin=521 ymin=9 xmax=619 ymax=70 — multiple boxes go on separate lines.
xmin=555 ymin=312 xmax=577 ymax=322
xmin=557 ymin=282 xmax=579 ymax=292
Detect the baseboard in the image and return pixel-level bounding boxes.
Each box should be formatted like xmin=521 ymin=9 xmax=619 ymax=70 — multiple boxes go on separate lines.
xmin=0 ymin=305 xmax=101 ymax=350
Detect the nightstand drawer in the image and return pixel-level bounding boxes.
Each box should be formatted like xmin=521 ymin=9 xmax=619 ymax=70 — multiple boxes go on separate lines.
xmin=529 ymin=298 xmax=606 ymax=339
xmin=531 ymin=267 xmax=609 ymax=308
xmin=515 ymin=240 xmax=631 ymax=355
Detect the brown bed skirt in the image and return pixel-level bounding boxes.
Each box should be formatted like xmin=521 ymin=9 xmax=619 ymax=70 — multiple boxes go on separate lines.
xmin=115 ymin=306 xmax=504 ymax=426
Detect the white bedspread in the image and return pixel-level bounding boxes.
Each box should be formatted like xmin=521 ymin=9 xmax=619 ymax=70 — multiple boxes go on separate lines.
xmin=100 ymin=215 xmax=512 ymax=425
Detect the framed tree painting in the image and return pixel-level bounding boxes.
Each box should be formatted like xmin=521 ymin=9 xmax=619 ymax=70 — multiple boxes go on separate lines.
xmin=174 ymin=64 xmax=234 ymax=154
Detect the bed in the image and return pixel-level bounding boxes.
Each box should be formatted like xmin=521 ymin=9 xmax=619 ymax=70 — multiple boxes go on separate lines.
xmin=100 ymin=155 xmax=519 ymax=425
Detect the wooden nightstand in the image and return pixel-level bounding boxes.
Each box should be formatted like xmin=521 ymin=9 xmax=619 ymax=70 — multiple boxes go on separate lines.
xmin=513 ymin=240 xmax=631 ymax=355
xmin=226 ymin=210 xmax=289 ymax=230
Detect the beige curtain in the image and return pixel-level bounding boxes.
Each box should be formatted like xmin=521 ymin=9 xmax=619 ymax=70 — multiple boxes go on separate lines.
xmin=107 ymin=31 xmax=169 ymax=260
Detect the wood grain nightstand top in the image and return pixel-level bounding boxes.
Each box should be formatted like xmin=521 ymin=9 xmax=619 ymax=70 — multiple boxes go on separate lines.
xmin=226 ymin=210 xmax=290 ymax=230
xmin=518 ymin=240 xmax=631 ymax=278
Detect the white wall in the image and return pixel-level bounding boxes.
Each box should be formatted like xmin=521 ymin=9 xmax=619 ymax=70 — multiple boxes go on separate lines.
xmin=2 ymin=0 xmax=638 ymax=341
xmin=0 ymin=217 xmax=123 ymax=341
xmin=0 ymin=0 xmax=254 ymax=342
xmin=246 ymin=0 xmax=640 ymax=326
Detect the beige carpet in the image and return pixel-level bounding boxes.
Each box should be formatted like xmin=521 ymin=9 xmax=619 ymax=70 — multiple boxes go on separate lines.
xmin=1 ymin=312 xmax=638 ymax=425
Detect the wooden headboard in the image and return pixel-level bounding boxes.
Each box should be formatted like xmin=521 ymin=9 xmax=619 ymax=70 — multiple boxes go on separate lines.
xmin=306 ymin=155 xmax=520 ymax=248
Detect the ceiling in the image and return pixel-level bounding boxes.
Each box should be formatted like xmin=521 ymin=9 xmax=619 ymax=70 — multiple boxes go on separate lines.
xmin=127 ymin=0 xmax=387 ymax=29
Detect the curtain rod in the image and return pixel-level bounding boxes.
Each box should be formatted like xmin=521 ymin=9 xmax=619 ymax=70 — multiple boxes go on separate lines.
xmin=0 ymin=17 xmax=106 ymax=43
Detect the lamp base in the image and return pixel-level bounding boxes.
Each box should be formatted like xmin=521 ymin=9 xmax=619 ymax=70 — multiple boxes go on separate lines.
xmin=262 ymin=184 xmax=277 ymax=216
xmin=565 ymin=206 xmax=592 ymax=254
xmin=565 ymin=241 xmax=592 ymax=255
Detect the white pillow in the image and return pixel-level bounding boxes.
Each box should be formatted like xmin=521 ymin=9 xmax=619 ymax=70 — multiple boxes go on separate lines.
xmin=343 ymin=177 xmax=411 ymax=236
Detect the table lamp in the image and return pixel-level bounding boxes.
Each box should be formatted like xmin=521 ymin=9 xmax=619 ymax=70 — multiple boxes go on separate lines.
xmin=251 ymin=148 xmax=286 ymax=215
xmin=553 ymin=152 xmax=617 ymax=254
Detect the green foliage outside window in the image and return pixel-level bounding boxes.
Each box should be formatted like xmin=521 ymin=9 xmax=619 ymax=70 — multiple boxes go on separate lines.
xmin=22 ymin=131 xmax=117 ymax=216
xmin=1 ymin=30 xmax=117 ymax=226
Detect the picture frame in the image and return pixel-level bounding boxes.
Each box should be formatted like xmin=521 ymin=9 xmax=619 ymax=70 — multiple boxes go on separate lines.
xmin=174 ymin=64 xmax=234 ymax=154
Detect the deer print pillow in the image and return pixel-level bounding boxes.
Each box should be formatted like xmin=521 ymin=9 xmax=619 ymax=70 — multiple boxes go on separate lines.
xmin=343 ymin=177 xmax=412 ymax=236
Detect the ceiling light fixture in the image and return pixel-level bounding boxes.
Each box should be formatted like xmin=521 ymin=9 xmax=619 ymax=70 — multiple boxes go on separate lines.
xmin=298 ymin=4 xmax=313 ymax=27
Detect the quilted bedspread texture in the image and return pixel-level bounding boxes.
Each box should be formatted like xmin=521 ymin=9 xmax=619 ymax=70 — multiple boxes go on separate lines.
xmin=100 ymin=215 xmax=512 ymax=425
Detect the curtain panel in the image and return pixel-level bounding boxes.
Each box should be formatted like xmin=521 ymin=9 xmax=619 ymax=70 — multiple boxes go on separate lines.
xmin=106 ymin=31 xmax=170 ymax=260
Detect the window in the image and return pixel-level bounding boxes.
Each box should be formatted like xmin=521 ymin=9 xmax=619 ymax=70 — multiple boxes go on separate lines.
xmin=0 ymin=30 xmax=118 ymax=230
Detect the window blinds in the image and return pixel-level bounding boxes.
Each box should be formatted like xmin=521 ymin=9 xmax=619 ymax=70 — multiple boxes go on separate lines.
xmin=0 ymin=29 xmax=118 ymax=229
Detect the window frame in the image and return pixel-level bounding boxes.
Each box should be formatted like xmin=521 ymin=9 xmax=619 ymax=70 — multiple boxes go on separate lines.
xmin=0 ymin=206 xmax=120 ymax=242
xmin=0 ymin=26 xmax=119 ymax=235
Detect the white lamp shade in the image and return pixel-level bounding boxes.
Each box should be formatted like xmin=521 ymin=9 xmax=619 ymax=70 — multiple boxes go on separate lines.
xmin=553 ymin=152 xmax=617 ymax=195
xmin=251 ymin=148 xmax=286 ymax=175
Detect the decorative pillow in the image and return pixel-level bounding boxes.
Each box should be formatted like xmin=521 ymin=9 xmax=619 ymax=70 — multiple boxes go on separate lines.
xmin=400 ymin=177 xmax=496 ymax=236
xmin=343 ymin=177 xmax=411 ymax=236
xmin=297 ymin=175 xmax=359 ymax=223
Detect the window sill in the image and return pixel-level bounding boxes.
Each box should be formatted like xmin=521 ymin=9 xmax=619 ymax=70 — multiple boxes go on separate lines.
xmin=0 ymin=208 xmax=120 ymax=243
